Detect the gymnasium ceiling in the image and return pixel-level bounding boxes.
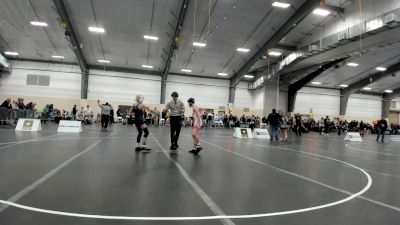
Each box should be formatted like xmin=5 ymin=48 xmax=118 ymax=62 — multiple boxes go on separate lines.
xmin=0 ymin=0 xmax=400 ymax=94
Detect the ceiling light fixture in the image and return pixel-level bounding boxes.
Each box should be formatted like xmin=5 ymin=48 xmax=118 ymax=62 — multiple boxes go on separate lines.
xmin=30 ymin=21 xmax=48 ymax=27
xmin=142 ymin=65 xmax=153 ymax=69
xmin=268 ymin=51 xmax=282 ymax=56
xmin=376 ymin=67 xmax=387 ymax=71
xmin=98 ymin=59 xmax=110 ymax=63
xmin=88 ymin=26 xmax=105 ymax=33
xmin=363 ymin=87 xmax=372 ymax=90
xmin=312 ymin=81 xmax=322 ymax=85
xmin=339 ymin=84 xmax=349 ymax=88
xmin=313 ymin=8 xmax=331 ymax=16
xmin=193 ymin=42 xmax=206 ymax=47
xmin=4 ymin=51 xmax=19 ymax=56
xmin=272 ymin=1 xmax=290 ymax=8
xmin=384 ymin=89 xmax=393 ymax=93
xmin=144 ymin=35 xmax=158 ymax=41
xmin=181 ymin=69 xmax=192 ymax=73
xmin=237 ymin=48 xmax=250 ymax=53
xmin=218 ymin=72 xmax=228 ymax=76
xmin=52 ymin=55 xmax=65 ymax=59
xmin=244 ymin=75 xmax=254 ymax=78
xmin=347 ymin=62 xmax=359 ymax=67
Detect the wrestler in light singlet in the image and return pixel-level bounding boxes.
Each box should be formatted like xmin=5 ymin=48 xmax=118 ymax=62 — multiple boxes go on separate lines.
xmin=187 ymin=98 xmax=203 ymax=155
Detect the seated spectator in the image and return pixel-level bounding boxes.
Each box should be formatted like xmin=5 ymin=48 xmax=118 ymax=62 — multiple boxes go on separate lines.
xmin=25 ymin=102 xmax=36 ymax=111
xmin=1 ymin=98 xmax=12 ymax=109
xmin=17 ymin=98 xmax=26 ymax=109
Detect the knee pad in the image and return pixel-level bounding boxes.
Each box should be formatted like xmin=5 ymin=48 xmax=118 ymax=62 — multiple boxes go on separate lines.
xmin=143 ymin=128 xmax=149 ymax=137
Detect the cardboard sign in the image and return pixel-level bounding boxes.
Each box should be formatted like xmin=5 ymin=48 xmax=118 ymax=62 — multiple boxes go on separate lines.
xmin=233 ymin=128 xmax=253 ymax=139
xmin=15 ymin=119 xmax=42 ymax=132
xmin=253 ymin=128 xmax=270 ymax=139
xmin=344 ymin=132 xmax=363 ymax=142
xmin=57 ymin=120 xmax=82 ymax=133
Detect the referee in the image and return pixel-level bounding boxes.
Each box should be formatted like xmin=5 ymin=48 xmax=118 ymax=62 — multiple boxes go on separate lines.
xmin=165 ymin=92 xmax=185 ymax=150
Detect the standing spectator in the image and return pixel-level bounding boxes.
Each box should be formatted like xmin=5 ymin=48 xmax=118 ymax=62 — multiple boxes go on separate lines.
xmin=153 ymin=108 xmax=159 ymax=126
xmin=207 ymin=112 xmax=214 ymax=128
xmin=109 ymin=105 xmax=114 ymax=124
xmin=318 ymin=118 xmax=324 ymax=135
xmin=42 ymin=104 xmax=50 ymax=122
xmin=266 ymin=109 xmax=282 ymax=141
xmin=97 ymin=100 xmax=111 ymax=130
xmin=1 ymin=98 xmax=12 ymax=108
xmin=279 ymin=112 xmax=289 ymax=141
xmin=376 ymin=115 xmax=388 ymax=142
xmin=72 ymin=105 xmax=77 ymax=121
xmin=294 ymin=115 xmax=302 ymax=136
xmin=324 ymin=116 xmax=331 ymax=135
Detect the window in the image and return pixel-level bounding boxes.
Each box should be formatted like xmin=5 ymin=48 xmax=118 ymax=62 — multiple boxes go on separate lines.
xmin=391 ymin=101 xmax=397 ymax=109
xmin=26 ymin=74 xmax=50 ymax=86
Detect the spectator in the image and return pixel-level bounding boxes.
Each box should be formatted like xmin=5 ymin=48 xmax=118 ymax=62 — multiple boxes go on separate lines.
xmin=1 ymin=98 xmax=12 ymax=109
xmin=376 ymin=115 xmax=388 ymax=142
xmin=48 ymin=104 xmax=54 ymax=113
xmin=323 ymin=116 xmax=330 ymax=135
xmin=84 ymin=105 xmax=92 ymax=116
xmin=25 ymin=102 xmax=36 ymax=111
xmin=110 ymin=105 xmax=114 ymax=124
xmin=42 ymin=104 xmax=50 ymax=122
xmin=78 ymin=107 xmax=85 ymax=121
xmin=318 ymin=118 xmax=324 ymax=135
xmin=294 ymin=115 xmax=302 ymax=136
xmin=17 ymin=98 xmax=26 ymax=109
xmin=279 ymin=112 xmax=289 ymax=141
xmin=72 ymin=105 xmax=77 ymax=121
xmin=207 ymin=112 xmax=214 ymax=128
xmin=266 ymin=109 xmax=282 ymax=141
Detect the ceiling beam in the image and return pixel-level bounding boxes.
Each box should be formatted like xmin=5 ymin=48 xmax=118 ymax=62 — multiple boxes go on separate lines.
xmin=275 ymin=44 xmax=297 ymax=52
xmin=384 ymin=87 xmax=400 ymax=99
xmin=287 ymin=57 xmax=347 ymax=112
xmin=341 ymin=61 xmax=400 ymax=97
xmin=325 ymin=4 xmax=345 ymax=14
xmin=162 ymin=0 xmax=190 ymax=79
xmin=230 ymin=0 xmax=320 ymax=88
xmin=9 ymin=58 xmax=78 ymax=66
xmin=53 ymin=0 xmax=88 ymax=73
xmin=89 ymin=65 xmax=162 ymax=76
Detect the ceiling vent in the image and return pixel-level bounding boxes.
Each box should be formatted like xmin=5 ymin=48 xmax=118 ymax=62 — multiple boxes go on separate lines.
xmin=384 ymin=13 xmax=396 ymax=24
xmin=308 ymin=45 xmax=319 ymax=52
xmin=384 ymin=13 xmax=400 ymax=28
xmin=338 ymin=32 xmax=347 ymax=41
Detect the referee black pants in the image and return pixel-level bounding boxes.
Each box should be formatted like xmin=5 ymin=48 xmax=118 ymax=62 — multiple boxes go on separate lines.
xmin=170 ymin=116 xmax=182 ymax=145
xmin=101 ymin=114 xmax=109 ymax=128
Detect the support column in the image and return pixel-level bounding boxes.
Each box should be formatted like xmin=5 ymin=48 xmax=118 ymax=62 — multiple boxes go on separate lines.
xmin=263 ymin=77 xmax=279 ymax=116
xmin=339 ymin=91 xmax=349 ymax=117
xmin=81 ymin=71 xmax=89 ymax=99
xmin=228 ymin=86 xmax=236 ymax=104
xmin=160 ymin=77 xmax=167 ymax=104
xmin=382 ymin=97 xmax=392 ymax=118
xmin=287 ymin=89 xmax=297 ymax=113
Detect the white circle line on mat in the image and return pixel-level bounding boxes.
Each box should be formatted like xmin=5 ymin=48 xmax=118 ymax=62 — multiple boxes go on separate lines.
xmin=0 ymin=142 xmax=372 ymax=221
